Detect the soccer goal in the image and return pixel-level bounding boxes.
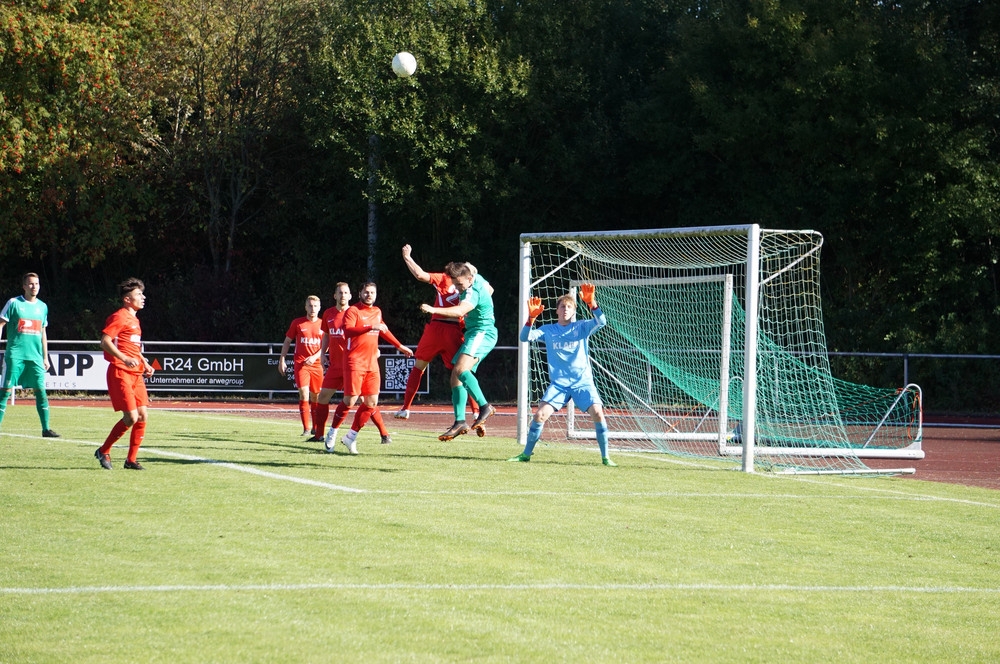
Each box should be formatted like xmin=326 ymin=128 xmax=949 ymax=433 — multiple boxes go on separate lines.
xmin=517 ymin=225 xmax=923 ymax=475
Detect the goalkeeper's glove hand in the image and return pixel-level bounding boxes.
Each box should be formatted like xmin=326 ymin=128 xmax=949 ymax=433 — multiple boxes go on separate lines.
xmin=526 ymin=297 xmax=544 ymax=325
xmin=579 ymin=283 xmax=598 ymax=310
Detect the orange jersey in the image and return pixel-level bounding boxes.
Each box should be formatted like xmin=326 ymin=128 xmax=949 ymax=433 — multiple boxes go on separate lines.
xmin=102 ymin=308 xmax=144 ymax=374
xmin=284 ymin=316 xmax=323 ymax=364
xmin=343 ymin=303 xmax=404 ymax=372
xmin=427 ymin=272 xmax=463 ymax=324
xmin=321 ymin=306 xmax=350 ymax=368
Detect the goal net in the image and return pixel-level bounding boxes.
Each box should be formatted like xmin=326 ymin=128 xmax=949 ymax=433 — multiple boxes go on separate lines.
xmin=517 ymin=226 xmax=923 ymax=474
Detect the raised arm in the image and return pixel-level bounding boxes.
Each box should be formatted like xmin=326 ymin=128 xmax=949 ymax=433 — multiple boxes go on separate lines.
xmin=402 ymin=244 xmax=431 ymax=283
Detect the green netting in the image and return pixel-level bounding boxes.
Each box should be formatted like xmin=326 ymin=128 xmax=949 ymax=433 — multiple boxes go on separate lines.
xmin=520 ymin=227 xmax=922 ymax=474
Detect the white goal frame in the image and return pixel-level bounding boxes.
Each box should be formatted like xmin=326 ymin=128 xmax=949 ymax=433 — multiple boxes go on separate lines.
xmin=517 ymin=225 xmax=923 ymax=473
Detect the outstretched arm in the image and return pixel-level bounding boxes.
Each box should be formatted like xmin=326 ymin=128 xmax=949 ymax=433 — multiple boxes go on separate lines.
xmin=379 ymin=328 xmax=414 ymax=358
xmin=421 ymin=300 xmax=474 ymax=318
xmin=402 ymin=244 xmax=431 ymax=283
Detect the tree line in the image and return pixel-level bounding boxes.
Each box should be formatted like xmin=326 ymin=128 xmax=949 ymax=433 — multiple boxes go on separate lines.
xmin=2 ymin=0 xmax=999 ymax=410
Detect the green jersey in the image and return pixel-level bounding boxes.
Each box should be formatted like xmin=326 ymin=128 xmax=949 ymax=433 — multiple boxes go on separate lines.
xmin=0 ymin=296 xmax=48 ymax=362
xmin=460 ymin=274 xmax=495 ymax=332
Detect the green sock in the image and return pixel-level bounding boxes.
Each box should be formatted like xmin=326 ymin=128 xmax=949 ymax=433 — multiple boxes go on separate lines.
xmin=452 ymin=384 xmax=469 ymax=421
xmin=459 ymin=370 xmax=487 ymax=407
xmin=0 ymin=389 xmax=8 ymax=428
xmin=35 ymin=391 xmax=50 ymax=430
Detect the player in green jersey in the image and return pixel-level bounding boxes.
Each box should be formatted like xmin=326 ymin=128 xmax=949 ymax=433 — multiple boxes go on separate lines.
xmin=0 ymin=273 xmax=59 ymax=437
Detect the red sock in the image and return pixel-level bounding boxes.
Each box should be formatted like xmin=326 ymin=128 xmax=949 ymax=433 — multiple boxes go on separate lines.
xmin=298 ymin=400 xmax=311 ymax=432
xmin=314 ymin=403 xmax=330 ymax=437
xmin=370 ymin=407 xmax=388 ymax=436
xmin=402 ymin=367 xmax=424 ymax=410
xmin=330 ymin=401 xmax=350 ymax=430
xmin=310 ymin=401 xmax=319 ymax=430
xmin=127 ymin=421 xmax=146 ymax=463
xmin=100 ymin=419 xmax=130 ymax=455
xmin=351 ymin=404 xmax=373 ymax=432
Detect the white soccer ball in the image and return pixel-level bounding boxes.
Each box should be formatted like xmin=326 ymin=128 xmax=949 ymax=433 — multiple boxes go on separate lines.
xmin=392 ymin=51 xmax=417 ymax=78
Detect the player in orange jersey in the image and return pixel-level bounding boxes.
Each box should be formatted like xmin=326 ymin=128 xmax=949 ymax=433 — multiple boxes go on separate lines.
xmin=314 ymin=282 xmax=352 ymax=450
xmin=279 ymin=295 xmax=324 ymax=437
xmin=328 ymin=282 xmax=413 ymax=454
xmin=94 ymin=278 xmax=155 ymax=470
xmin=393 ymin=245 xmax=466 ymax=420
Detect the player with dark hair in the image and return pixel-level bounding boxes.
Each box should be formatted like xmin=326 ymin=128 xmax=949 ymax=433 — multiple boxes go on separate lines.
xmin=94 ymin=278 xmax=155 ymax=470
xmin=314 ymin=282 xmax=351 ymax=450
xmin=420 ymin=262 xmax=497 ymax=440
xmin=279 ymin=295 xmax=324 ymax=437
xmin=327 ymin=282 xmax=413 ymax=454
xmin=395 ymin=245 xmax=484 ymax=421
xmin=509 ymin=284 xmax=615 ymax=466
xmin=0 ymin=272 xmax=59 ymax=438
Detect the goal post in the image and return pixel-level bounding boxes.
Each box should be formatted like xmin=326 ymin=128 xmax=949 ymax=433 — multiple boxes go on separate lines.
xmin=517 ymin=225 xmax=923 ymax=475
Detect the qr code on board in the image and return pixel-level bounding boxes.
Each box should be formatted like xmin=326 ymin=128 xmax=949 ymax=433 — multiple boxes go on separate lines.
xmin=383 ymin=356 xmax=414 ymax=392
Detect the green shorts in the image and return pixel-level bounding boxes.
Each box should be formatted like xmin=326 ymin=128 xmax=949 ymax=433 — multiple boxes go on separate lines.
xmin=453 ymin=326 xmax=498 ymax=364
xmin=2 ymin=356 xmax=47 ymax=391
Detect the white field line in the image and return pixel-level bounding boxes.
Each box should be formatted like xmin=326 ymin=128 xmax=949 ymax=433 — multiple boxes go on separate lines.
xmin=4 ymin=432 xmax=999 ymax=508
xmin=144 ymin=447 xmax=366 ymax=493
xmin=3 ymin=581 xmax=998 ymax=596
xmin=3 ymin=433 xmax=364 ymax=494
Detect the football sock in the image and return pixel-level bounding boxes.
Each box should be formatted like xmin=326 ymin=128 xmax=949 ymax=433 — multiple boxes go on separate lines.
xmin=298 ymin=400 xmax=311 ymax=432
xmin=127 ymin=421 xmax=146 ymax=463
xmin=458 ymin=370 xmax=487 ymax=408
xmin=310 ymin=400 xmax=319 ymax=431
xmin=402 ymin=367 xmax=424 ymax=410
xmin=370 ymin=407 xmax=388 ymax=436
xmin=352 ymin=403 xmax=373 ymax=432
xmin=595 ymin=421 xmax=609 ymax=458
xmin=101 ymin=419 xmax=130 ymax=455
xmin=0 ymin=389 xmax=9 ymax=427
xmin=35 ymin=390 xmax=51 ymax=430
xmin=524 ymin=420 xmax=544 ymax=456
xmin=330 ymin=401 xmax=350 ymax=430
xmin=451 ymin=384 xmax=469 ymax=421
xmin=314 ymin=403 xmax=330 ymax=437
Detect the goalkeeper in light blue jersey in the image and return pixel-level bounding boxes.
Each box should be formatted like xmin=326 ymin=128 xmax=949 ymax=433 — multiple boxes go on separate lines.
xmin=509 ymin=283 xmax=615 ymax=466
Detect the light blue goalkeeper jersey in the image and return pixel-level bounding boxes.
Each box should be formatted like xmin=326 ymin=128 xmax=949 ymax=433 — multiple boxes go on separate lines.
xmin=520 ymin=308 xmax=606 ymax=390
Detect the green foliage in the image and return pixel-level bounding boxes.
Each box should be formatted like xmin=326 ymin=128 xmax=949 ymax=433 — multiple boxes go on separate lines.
xmin=0 ymin=0 xmax=152 ymax=266
xmin=1 ymin=0 xmax=999 ymax=391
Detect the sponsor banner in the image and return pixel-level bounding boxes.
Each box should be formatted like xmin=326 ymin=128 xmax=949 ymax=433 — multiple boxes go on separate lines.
xmin=145 ymin=353 xmax=290 ymax=391
xmin=43 ymin=351 xmax=106 ymax=391
xmin=1 ymin=350 xmax=426 ymax=394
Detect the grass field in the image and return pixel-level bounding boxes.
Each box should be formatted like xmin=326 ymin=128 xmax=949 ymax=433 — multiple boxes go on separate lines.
xmin=2 ymin=404 xmax=999 ymax=663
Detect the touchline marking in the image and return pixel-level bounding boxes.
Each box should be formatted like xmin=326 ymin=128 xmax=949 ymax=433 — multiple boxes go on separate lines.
xmin=144 ymin=448 xmax=366 ymax=494
xmin=3 ymin=433 xmax=364 ymax=494
xmin=5 ymin=433 xmax=996 ymax=507
xmin=3 ymin=582 xmax=998 ymax=596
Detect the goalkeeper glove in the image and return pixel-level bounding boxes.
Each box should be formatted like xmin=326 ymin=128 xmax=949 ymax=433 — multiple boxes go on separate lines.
xmin=579 ymin=283 xmax=598 ymax=310
xmin=526 ymin=297 xmax=544 ymax=326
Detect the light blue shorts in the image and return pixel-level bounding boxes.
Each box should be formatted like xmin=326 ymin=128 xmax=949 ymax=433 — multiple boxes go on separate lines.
xmin=540 ymin=383 xmax=602 ymax=413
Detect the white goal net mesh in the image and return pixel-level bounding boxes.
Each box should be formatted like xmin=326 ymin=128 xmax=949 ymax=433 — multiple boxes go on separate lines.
xmin=518 ymin=226 xmax=922 ymax=473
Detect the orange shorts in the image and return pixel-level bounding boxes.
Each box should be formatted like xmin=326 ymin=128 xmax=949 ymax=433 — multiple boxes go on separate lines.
xmin=321 ymin=367 xmax=344 ymax=392
xmin=107 ymin=365 xmax=148 ymax=413
xmin=414 ymin=320 xmax=464 ymax=370
xmin=344 ymin=368 xmax=380 ymax=397
xmin=294 ymin=362 xmax=323 ymax=393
